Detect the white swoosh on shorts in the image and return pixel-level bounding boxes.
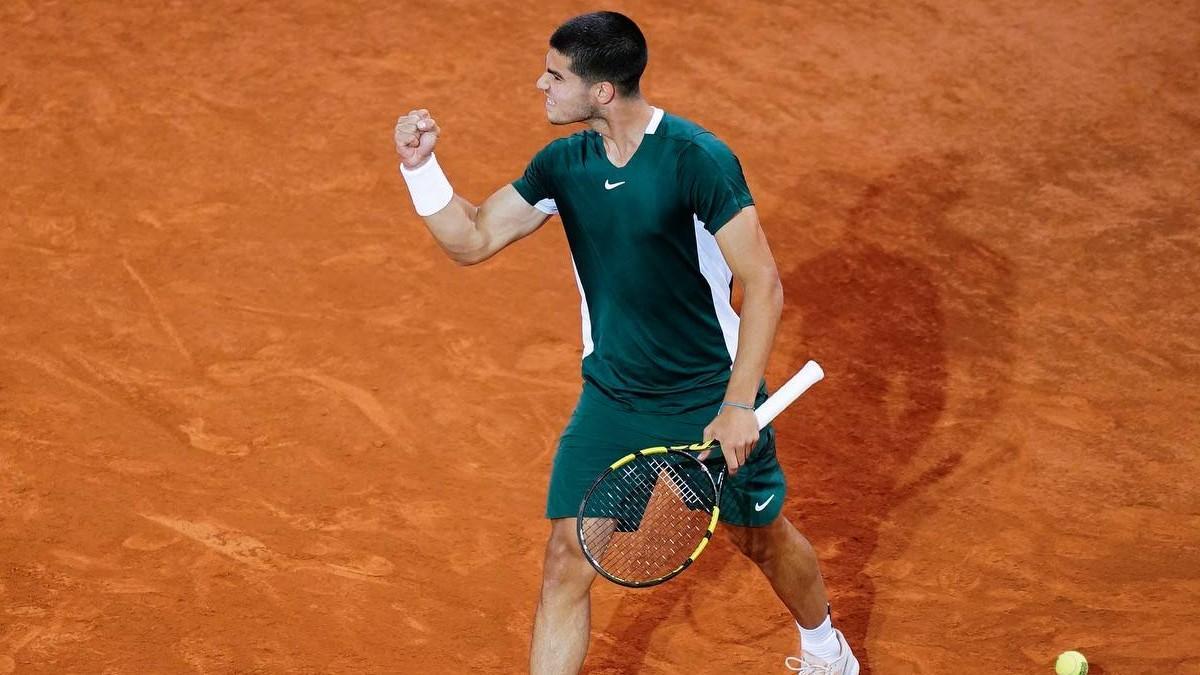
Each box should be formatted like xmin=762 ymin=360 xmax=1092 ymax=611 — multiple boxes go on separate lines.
xmin=754 ymin=494 xmax=776 ymax=512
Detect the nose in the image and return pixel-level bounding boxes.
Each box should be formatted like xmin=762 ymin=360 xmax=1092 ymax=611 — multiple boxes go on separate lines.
xmin=536 ymin=74 xmax=549 ymax=91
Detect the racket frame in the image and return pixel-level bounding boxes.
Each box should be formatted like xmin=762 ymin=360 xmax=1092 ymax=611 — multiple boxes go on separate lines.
xmin=576 ymin=443 xmax=724 ymax=588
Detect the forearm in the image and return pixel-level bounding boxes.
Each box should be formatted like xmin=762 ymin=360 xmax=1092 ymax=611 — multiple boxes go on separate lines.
xmin=398 ymin=153 xmax=490 ymax=265
xmin=421 ymin=195 xmax=490 ymax=265
xmin=724 ymin=276 xmax=784 ymax=406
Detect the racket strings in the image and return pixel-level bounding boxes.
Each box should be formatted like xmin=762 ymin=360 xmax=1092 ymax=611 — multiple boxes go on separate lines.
xmin=580 ymin=454 xmax=716 ymax=583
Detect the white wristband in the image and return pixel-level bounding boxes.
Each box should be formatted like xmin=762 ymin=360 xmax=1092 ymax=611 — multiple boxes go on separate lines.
xmin=399 ymin=153 xmax=454 ymax=216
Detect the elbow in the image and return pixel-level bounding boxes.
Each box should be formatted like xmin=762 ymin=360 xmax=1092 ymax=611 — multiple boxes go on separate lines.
xmin=450 ymin=247 xmax=493 ymax=266
xmin=757 ymin=264 xmax=784 ymax=309
xmin=448 ymin=229 xmax=495 ymax=266
xmin=755 ymin=268 xmax=784 ymax=320
xmin=445 ymin=240 xmax=490 ymax=266
xmin=740 ymin=266 xmax=783 ymax=315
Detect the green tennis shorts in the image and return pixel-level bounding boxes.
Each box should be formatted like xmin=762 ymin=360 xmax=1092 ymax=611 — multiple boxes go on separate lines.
xmin=546 ymin=384 xmax=786 ymax=527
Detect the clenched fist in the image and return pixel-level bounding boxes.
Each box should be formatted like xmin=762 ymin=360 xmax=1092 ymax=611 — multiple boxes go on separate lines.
xmin=394 ymin=109 xmax=440 ymax=169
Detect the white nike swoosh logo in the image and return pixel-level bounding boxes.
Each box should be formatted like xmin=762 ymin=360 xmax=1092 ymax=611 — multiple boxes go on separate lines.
xmin=754 ymin=495 xmax=776 ymax=512
xmin=604 ymin=180 xmax=626 ymax=190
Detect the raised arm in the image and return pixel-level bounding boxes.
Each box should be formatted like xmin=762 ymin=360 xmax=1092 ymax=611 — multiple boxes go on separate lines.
xmin=394 ymin=109 xmax=550 ymax=266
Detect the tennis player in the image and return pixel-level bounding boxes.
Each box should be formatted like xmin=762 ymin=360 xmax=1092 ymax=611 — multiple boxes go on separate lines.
xmin=394 ymin=11 xmax=859 ymax=674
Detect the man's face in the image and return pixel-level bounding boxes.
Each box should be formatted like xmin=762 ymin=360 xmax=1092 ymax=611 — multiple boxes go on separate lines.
xmin=536 ymin=49 xmax=597 ymax=125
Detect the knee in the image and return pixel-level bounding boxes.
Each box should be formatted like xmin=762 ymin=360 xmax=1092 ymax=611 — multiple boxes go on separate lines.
xmin=731 ymin=517 xmax=789 ymax=566
xmin=732 ymin=529 xmax=775 ymax=565
xmin=541 ymin=527 xmax=594 ymax=597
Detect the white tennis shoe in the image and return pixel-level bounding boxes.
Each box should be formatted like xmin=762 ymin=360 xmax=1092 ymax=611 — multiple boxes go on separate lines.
xmin=784 ymin=628 xmax=860 ymax=674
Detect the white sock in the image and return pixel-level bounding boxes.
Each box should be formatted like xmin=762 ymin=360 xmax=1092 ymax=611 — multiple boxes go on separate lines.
xmin=798 ymin=614 xmax=842 ymax=663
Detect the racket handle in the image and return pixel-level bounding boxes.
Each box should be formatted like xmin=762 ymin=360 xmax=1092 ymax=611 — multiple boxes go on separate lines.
xmin=754 ymin=360 xmax=825 ymax=430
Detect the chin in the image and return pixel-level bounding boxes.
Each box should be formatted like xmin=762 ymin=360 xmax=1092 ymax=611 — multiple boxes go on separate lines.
xmin=546 ymin=108 xmax=585 ymax=126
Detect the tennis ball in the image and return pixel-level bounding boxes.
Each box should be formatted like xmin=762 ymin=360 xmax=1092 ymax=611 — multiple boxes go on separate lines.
xmin=1055 ymin=650 xmax=1088 ymax=675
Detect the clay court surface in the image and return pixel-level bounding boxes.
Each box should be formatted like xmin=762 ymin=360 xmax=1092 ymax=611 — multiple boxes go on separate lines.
xmin=2 ymin=1 xmax=1198 ymax=672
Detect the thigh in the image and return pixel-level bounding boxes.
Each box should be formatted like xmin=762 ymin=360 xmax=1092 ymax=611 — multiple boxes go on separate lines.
xmin=546 ymin=386 xmax=717 ymax=520
xmin=545 ymin=393 xmax=656 ymax=520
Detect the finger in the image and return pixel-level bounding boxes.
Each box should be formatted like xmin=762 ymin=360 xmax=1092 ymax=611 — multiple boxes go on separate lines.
xmin=739 ymin=432 xmax=758 ymax=458
xmin=417 ymin=118 xmax=440 ymax=134
xmin=394 ymin=133 xmax=417 ymax=152
xmin=723 ymin=446 xmax=740 ymax=475
xmin=394 ymin=128 xmax=415 ymax=143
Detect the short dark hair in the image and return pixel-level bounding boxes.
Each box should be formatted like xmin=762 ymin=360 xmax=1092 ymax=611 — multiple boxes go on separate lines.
xmin=549 ymin=12 xmax=648 ymax=97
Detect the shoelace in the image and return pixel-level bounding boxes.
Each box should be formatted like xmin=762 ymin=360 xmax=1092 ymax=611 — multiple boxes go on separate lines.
xmin=784 ymin=655 xmax=835 ymax=674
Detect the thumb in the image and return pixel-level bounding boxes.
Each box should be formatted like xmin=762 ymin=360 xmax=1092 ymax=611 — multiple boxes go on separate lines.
xmin=698 ymin=426 xmax=715 ymax=461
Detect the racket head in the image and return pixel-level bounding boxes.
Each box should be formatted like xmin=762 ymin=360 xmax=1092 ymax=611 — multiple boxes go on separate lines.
xmin=576 ymin=444 xmax=722 ymax=588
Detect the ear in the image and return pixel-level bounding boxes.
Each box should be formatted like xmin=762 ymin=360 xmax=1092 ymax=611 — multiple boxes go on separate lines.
xmin=594 ymin=81 xmax=616 ymax=105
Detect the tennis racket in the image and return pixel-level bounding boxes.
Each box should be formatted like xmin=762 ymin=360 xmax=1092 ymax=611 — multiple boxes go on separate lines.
xmin=576 ymin=360 xmax=826 ymax=588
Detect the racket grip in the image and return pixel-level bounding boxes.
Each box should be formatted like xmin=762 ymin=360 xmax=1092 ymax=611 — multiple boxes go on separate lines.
xmin=754 ymin=360 xmax=824 ymax=430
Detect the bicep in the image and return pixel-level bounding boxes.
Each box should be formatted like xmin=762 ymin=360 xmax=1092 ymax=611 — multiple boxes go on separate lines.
xmin=472 ymin=185 xmax=552 ymax=263
xmin=714 ymin=206 xmax=779 ymax=286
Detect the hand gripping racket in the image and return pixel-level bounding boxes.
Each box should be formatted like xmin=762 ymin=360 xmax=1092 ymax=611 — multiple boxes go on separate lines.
xmin=576 ymin=360 xmax=825 ymax=588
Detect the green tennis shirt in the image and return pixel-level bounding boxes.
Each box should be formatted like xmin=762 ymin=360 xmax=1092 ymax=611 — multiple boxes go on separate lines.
xmin=512 ymin=108 xmax=754 ymax=414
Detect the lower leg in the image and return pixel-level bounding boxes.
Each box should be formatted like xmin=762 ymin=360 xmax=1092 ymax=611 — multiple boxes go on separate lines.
xmin=530 ymin=518 xmax=597 ymax=675
xmin=730 ymin=516 xmax=854 ymax=666
xmin=530 ymin=581 xmax=590 ymax=674
xmin=730 ymin=516 xmax=829 ymax=627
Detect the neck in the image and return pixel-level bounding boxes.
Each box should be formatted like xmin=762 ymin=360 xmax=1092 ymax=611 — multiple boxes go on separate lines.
xmin=589 ymin=97 xmax=654 ymax=164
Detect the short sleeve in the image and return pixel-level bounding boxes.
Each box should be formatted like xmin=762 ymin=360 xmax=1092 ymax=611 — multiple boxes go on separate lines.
xmin=678 ymin=134 xmax=754 ymax=235
xmin=512 ymin=143 xmax=556 ymax=209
